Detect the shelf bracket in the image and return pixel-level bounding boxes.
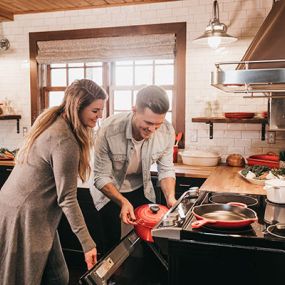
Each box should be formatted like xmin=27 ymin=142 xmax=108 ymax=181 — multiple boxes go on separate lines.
xmin=16 ymin=118 xmax=20 ymax=133
xmin=0 ymin=115 xmax=21 ymax=134
xmin=261 ymin=121 xmax=266 ymax=141
xmin=206 ymin=121 xmax=213 ymax=139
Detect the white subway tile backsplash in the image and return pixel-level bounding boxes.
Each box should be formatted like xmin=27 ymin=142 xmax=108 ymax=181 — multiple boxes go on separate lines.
xmin=241 ymin=131 xmax=261 ymax=139
xmin=0 ymin=0 xmax=283 ymax=156
xmin=234 ymin=138 xmax=252 ymax=147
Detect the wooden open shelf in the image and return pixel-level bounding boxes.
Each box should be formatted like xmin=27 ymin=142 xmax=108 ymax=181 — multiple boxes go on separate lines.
xmin=192 ymin=117 xmax=268 ymax=140
xmin=0 ymin=115 xmax=21 ymax=133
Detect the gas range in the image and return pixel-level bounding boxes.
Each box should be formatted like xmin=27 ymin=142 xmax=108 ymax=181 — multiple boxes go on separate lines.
xmin=152 ymin=188 xmax=285 ymax=250
xmin=153 ymin=189 xmax=285 ymax=284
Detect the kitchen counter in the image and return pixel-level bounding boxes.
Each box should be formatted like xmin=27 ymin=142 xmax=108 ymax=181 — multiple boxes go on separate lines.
xmin=151 ymin=163 xmax=216 ymax=178
xmin=200 ymin=165 xmax=266 ymax=195
xmin=1 ymin=161 xmax=265 ymax=195
xmin=0 ymin=160 xmax=15 ymax=166
xmin=1 ymin=159 xmax=216 ymax=178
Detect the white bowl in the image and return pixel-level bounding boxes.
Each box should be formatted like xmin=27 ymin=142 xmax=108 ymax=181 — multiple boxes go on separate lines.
xmin=181 ymin=150 xmax=220 ymax=167
xmin=264 ymin=179 xmax=285 ymax=204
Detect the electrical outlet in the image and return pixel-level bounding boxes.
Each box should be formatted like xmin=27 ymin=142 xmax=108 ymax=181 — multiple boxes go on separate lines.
xmin=267 ymin=131 xmax=276 ymax=144
xmin=23 ymin=127 xmax=28 ymax=137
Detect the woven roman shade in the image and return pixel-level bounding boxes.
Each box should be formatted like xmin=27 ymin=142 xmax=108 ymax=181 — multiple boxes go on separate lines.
xmin=36 ymin=34 xmax=176 ymax=64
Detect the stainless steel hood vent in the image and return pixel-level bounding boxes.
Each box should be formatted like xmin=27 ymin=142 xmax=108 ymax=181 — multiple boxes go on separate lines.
xmin=211 ymin=59 xmax=285 ymax=94
xmin=211 ymin=0 xmax=285 ymax=96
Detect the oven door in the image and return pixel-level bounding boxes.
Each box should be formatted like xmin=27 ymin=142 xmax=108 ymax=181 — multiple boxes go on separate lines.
xmin=80 ymin=230 xmax=168 ymax=285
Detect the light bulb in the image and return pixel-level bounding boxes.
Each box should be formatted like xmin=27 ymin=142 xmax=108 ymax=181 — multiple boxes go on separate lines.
xmin=208 ymin=36 xmax=221 ymax=49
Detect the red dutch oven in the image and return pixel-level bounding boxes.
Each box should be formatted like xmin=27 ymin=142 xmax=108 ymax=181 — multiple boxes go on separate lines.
xmin=134 ymin=204 xmax=168 ymax=243
xmin=247 ymin=152 xmax=280 ymax=168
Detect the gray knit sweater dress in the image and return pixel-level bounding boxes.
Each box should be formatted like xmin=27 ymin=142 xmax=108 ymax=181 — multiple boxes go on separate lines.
xmin=0 ymin=117 xmax=96 ymax=285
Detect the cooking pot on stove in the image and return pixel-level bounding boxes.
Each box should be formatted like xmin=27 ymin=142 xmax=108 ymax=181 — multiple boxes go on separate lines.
xmin=134 ymin=204 xmax=168 ymax=243
xmin=264 ymin=200 xmax=285 ymax=224
xmin=264 ymin=179 xmax=285 ymax=204
xmin=266 ymin=223 xmax=285 ymax=239
xmin=209 ymin=193 xmax=258 ymax=208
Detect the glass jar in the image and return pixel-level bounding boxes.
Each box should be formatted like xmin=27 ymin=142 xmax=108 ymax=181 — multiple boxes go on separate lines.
xmin=204 ymin=101 xmax=212 ymax=117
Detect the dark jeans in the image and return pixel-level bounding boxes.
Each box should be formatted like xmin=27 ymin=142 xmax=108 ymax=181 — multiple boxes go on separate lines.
xmin=98 ymin=186 xmax=152 ymax=254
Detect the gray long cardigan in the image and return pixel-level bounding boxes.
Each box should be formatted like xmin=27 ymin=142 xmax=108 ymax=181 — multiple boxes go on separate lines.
xmin=0 ymin=117 xmax=95 ymax=285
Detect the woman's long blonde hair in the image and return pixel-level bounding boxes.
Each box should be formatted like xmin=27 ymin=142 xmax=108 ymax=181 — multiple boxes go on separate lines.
xmin=17 ymin=79 xmax=107 ymax=182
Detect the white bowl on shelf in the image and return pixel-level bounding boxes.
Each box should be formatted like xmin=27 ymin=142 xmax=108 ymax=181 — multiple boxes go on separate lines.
xmin=181 ymin=150 xmax=220 ymax=167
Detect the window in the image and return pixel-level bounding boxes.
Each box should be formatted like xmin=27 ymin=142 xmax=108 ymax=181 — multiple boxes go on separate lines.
xmin=44 ymin=59 xmax=174 ymax=122
xmin=30 ymin=23 xmax=186 ymax=142
xmin=111 ymin=59 xmax=174 ymax=122
xmin=44 ymin=62 xmax=104 ymax=107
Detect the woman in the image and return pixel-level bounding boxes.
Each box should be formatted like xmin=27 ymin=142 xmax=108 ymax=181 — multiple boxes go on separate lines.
xmin=0 ymin=79 xmax=107 ymax=285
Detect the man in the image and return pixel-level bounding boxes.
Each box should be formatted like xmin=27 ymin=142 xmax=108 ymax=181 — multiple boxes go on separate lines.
xmin=92 ymin=85 xmax=176 ymax=251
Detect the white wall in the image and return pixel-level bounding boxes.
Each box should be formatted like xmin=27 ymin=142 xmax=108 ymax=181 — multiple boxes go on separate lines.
xmin=0 ymin=0 xmax=284 ymax=159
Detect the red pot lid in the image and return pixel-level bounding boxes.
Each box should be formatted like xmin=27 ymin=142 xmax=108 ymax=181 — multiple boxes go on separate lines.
xmin=135 ymin=204 xmax=168 ymax=228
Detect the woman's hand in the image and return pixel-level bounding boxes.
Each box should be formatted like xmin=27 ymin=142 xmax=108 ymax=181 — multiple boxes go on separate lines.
xmin=85 ymin=247 xmax=97 ymax=270
xmin=120 ymin=199 xmax=137 ymax=225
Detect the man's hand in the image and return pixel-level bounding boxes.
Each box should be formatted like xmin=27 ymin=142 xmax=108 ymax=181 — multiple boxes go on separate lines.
xmin=85 ymin=247 xmax=97 ymax=270
xmin=165 ymin=195 xmax=177 ymax=208
xmin=160 ymin=177 xmax=176 ymax=208
xmin=120 ymin=199 xmax=137 ymax=225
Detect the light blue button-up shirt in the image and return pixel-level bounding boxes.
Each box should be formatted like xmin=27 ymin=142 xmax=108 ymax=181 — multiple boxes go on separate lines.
xmin=92 ymin=112 xmax=175 ymax=207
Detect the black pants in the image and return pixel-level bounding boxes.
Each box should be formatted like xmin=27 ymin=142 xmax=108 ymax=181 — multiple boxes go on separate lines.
xmin=98 ymin=186 xmax=152 ymax=254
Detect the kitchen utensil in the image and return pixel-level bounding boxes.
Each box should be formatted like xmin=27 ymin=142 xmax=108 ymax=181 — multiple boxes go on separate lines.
xmin=264 ymin=200 xmax=285 ymax=224
xmin=173 ymin=132 xmax=183 ymax=162
xmin=134 ymin=204 xmax=168 ymax=243
xmin=175 ymin=132 xmax=183 ymax=146
xmin=264 ymin=179 xmax=285 ymax=204
xmin=209 ymin=193 xmax=258 ymax=208
xmin=224 ymin=112 xmax=255 ymax=119
xmin=191 ymin=203 xmax=257 ymax=229
xmin=181 ymin=150 xmax=220 ymax=166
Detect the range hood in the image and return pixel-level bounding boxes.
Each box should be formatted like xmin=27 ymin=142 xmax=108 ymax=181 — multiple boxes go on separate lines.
xmin=211 ymin=0 xmax=285 ymax=95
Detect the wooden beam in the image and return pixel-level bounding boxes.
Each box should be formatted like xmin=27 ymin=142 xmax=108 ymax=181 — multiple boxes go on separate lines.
xmin=0 ymin=8 xmax=14 ymax=21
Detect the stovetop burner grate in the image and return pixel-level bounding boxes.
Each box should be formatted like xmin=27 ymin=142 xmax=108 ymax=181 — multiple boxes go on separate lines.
xmin=152 ymin=190 xmax=285 ymax=251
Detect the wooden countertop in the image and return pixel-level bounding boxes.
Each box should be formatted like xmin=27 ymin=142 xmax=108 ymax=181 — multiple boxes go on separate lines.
xmin=151 ymin=163 xmax=216 ymax=178
xmin=0 ymin=160 xmax=15 ymax=166
xmin=1 ymin=161 xmax=216 ymax=178
xmin=0 ymin=161 xmax=266 ymax=195
xmin=200 ymin=165 xmax=266 ymax=195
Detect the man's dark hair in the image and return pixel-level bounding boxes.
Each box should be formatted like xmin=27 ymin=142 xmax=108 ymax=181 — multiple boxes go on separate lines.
xmin=136 ymin=85 xmax=169 ymax=114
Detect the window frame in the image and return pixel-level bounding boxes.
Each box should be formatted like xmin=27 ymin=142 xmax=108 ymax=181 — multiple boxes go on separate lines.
xmin=29 ymin=23 xmax=186 ymax=143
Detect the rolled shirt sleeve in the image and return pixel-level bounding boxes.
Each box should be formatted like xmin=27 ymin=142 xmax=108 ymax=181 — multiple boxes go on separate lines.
xmin=93 ymin=127 xmax=118 ymax=190
xmin=157 ymin=123 xmax=176 ymax=181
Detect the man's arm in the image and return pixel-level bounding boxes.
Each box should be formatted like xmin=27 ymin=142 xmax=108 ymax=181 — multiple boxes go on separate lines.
xmin=93 ymin=127 xmax=115 ymax=190
xmin=100 ymin=182 xmax=137 ymax=225
xmin=160 ymin=177 xmax=176 ymax=208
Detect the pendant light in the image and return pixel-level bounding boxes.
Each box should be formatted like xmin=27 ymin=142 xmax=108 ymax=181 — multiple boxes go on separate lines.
xmin=193 ymin=0 xmax=237 ymax=49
